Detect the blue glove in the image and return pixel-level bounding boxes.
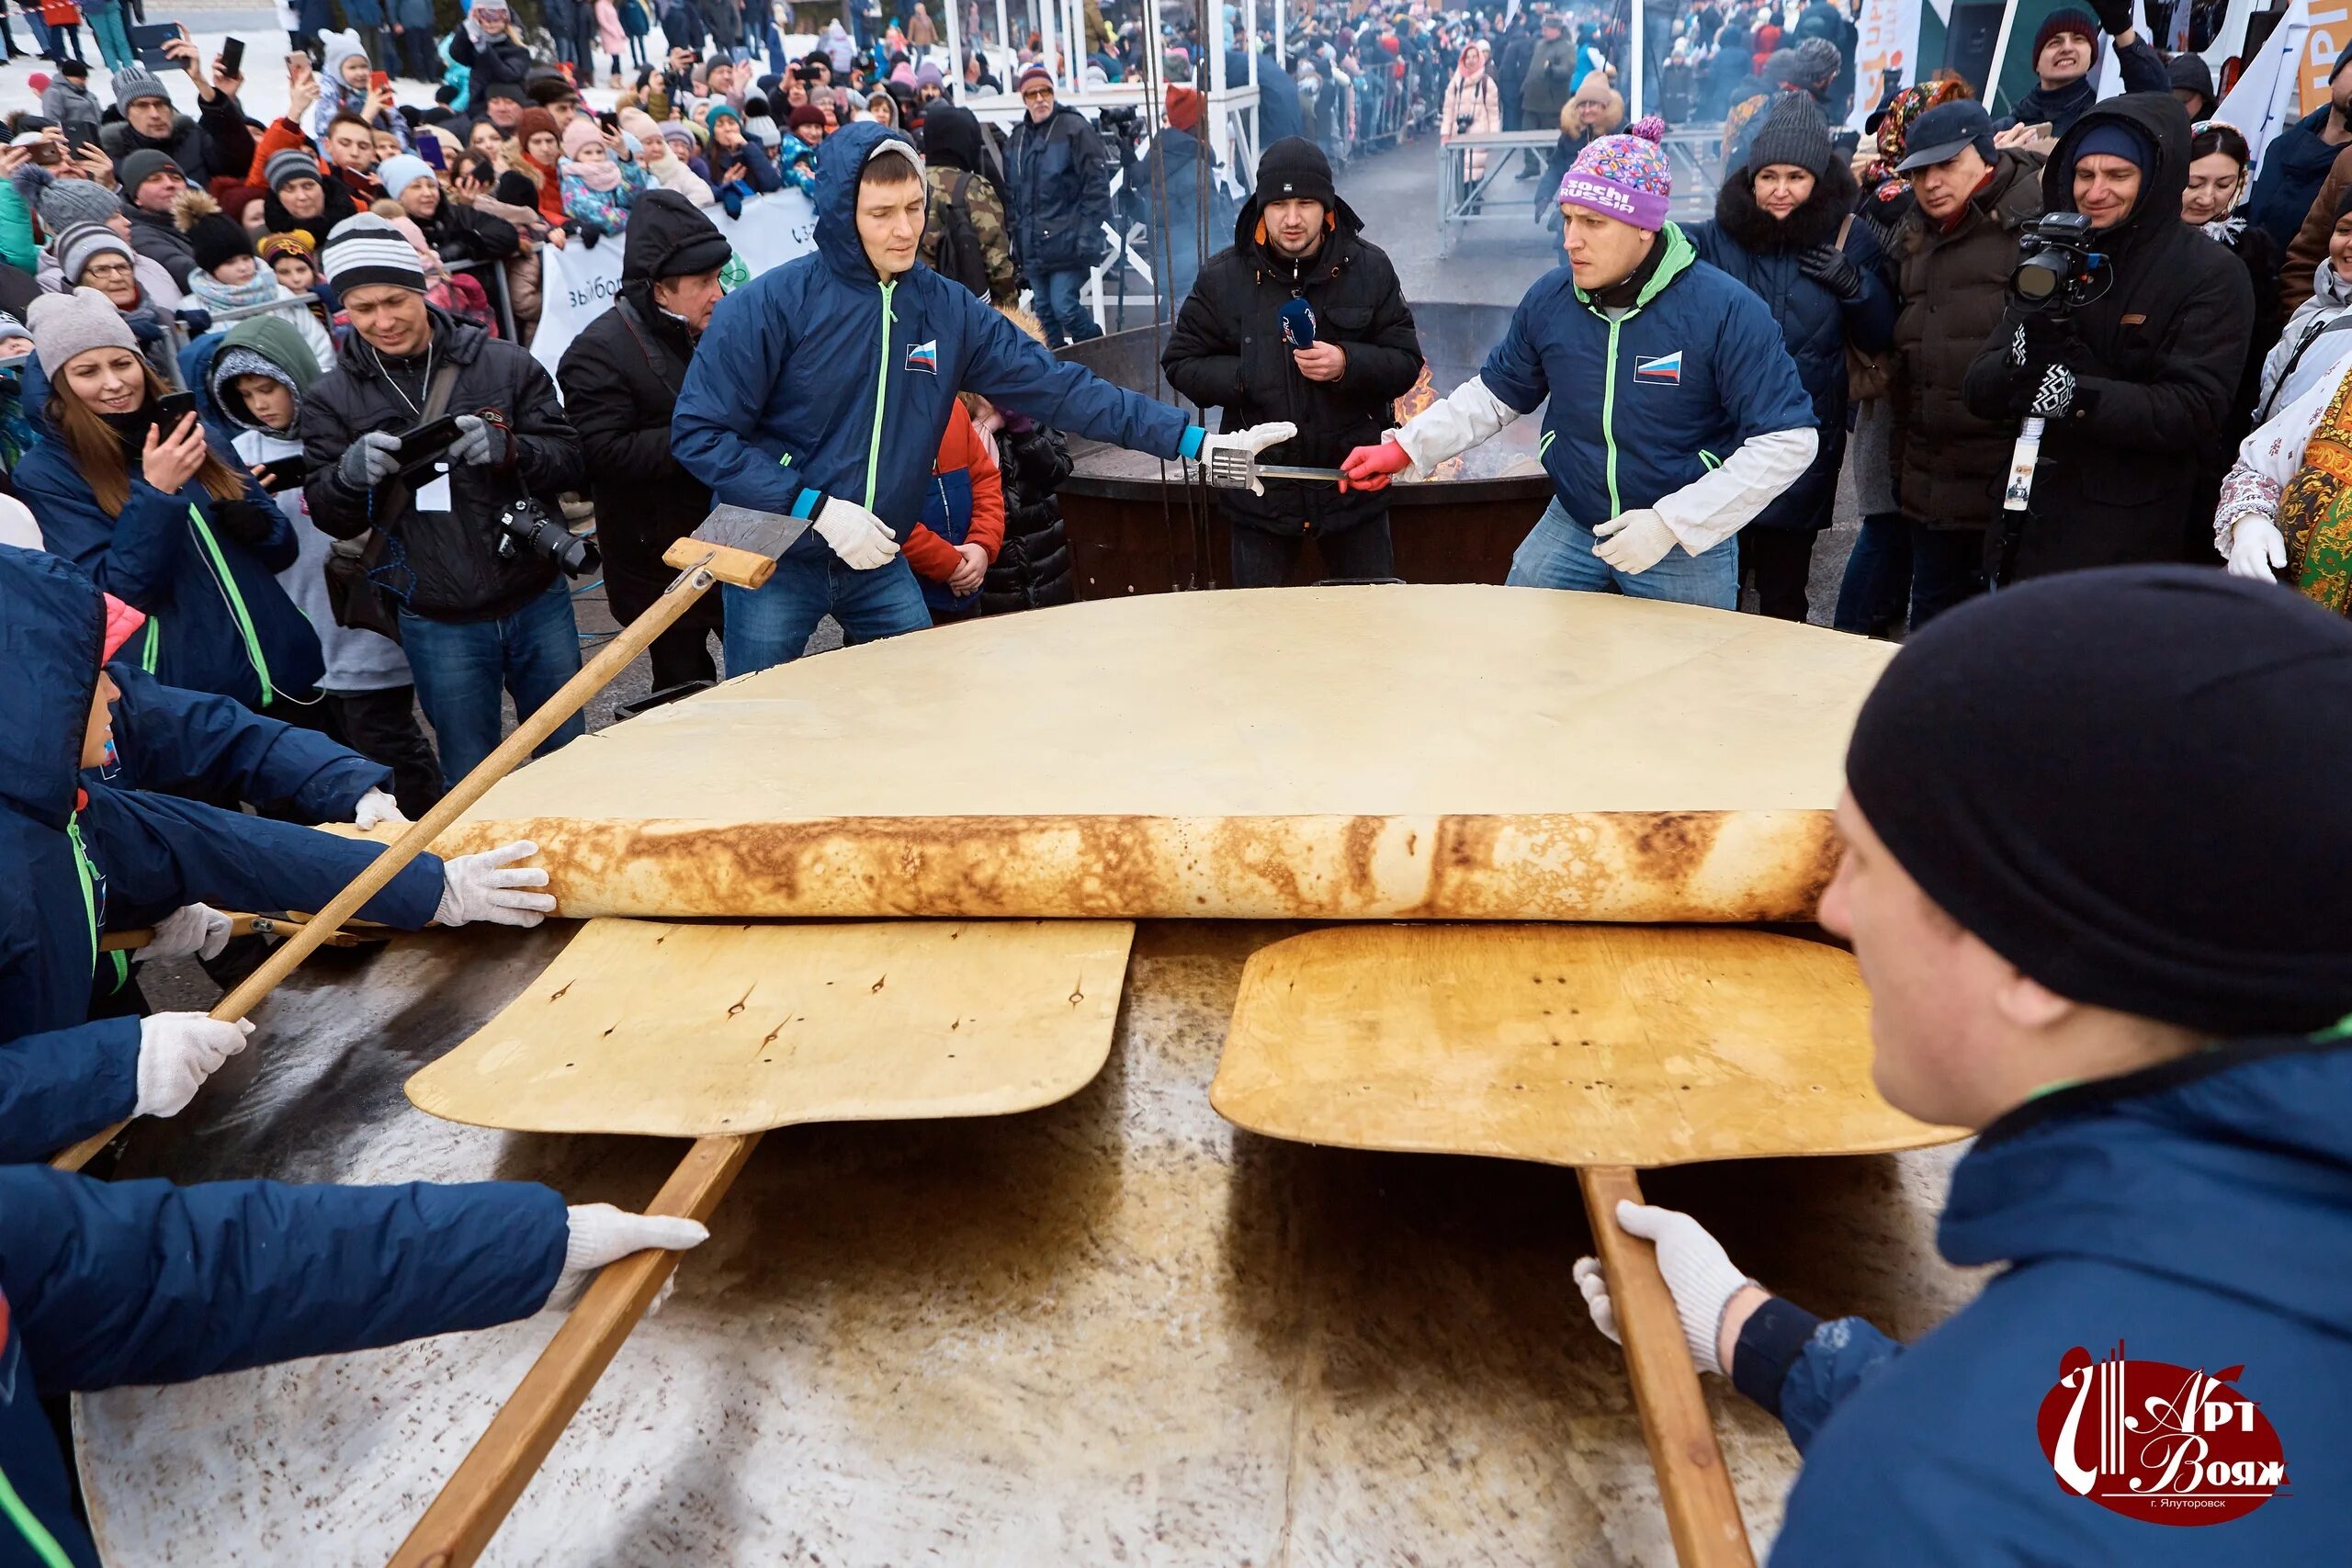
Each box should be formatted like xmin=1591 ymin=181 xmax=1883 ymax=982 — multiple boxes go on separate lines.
xmin=174 ymin=305 xmax=213 ymax=336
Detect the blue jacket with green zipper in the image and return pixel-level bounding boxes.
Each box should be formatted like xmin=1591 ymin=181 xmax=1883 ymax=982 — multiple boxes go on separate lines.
xmin=1478 ymin=221 xmax=1815 ymax=533
xmin=673 ymin=122 xmax=1204 ymax=533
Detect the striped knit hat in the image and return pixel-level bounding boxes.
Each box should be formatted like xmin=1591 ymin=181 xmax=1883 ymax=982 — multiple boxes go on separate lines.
xmin=322 ymin=213 xmax=426 ymax=293
xmin=1557 ymin=114 xmax=1671 ymax=231
xmin=266 ymin=147 xmax=325 ymax=193
xmin=51 ymin=221 xmax=134 ymax=287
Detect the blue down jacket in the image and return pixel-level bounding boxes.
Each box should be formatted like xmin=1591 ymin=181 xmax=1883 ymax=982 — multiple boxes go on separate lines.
xmin=674 ymin=121 xmax=1204 ymax=536
xmin=99 ymin=662 xmax=389 ymax=820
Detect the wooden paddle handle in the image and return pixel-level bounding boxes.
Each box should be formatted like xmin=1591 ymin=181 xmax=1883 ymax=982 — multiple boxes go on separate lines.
xmin=1578 ymin=1166 xmax=1755 ymax=1568
xmin=50 ymin=578 xmax=724 ymax=1174
xmin=387 ymin=1132 xmax=763 ymax=1568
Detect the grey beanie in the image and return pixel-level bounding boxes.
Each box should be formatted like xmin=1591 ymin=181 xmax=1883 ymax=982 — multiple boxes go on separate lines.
xmin=51 ymin=220 xmax=135 ymax=287
xmin=111 ymin=65 xmax=172 ymax=112
xmin=27 ymin=285 xmax=139 ymax=377
xmin=266 ymin=147 xmax=325 ymax=193
xmin=117 ymin=148 xmax=182 ymax=196
xmin=1747 ymin=90 xmax=1835 ymax=178
xmin=37 ymin=175 xmax=120 ymax=231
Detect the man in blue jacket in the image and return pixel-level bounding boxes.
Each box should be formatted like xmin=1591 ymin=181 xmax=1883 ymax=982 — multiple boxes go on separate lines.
xmin=674 ymin=121 xmax=1291 ymax=672
xmin=0 ymin=546 xmax=555 ymax=1165
xmin=2247 ymin=40 xmax=2352 ymax=252
xmin=1574 ymin=569 xmax=2352 ymax=1564
xmin=1342 ymin=118 xmax=1816 ymax=610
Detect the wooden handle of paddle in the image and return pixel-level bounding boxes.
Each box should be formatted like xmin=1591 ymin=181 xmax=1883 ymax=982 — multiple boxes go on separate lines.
xmin=1578 ymin=1166 xmax=1754 ymax=1568
xmin=386 ymin=1132 xmax=762 ymax=1568
xmin=49 ymin=578 xmax=724 ymax=1174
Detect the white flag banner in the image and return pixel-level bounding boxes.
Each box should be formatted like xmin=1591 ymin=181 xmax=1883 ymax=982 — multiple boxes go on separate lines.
xmin=2217 ymin=4 xmax=2311 ymax=185
xmin=1848 ymin=0 xmax=1927 ymax=131
xmin=530 ymin=187 xmax=820 ymax=375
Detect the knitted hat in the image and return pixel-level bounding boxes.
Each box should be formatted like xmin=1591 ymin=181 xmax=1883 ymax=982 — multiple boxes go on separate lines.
xmin=915 ymin=62 xmax=944 ymax=88
xmin=705 ymin=102 xmax=743 ymax=130
xmin=1846 ymin=567 xmax=2352 ymax=1037
xmin=111 ymin=65 xmax=172 ymax=111
xmin=484 ymin=82 xmax=527 ymax=107
xmin=516 ymin=107 xmax=560 ymax=151
xmin=376 ymin=153 xmax=435 ymax=202
xmin=27 ymin=284 xmax=139 ymax=376
xmin=0 ymin=310 xmax=27 ymax=344
xmin=1017 ymin=64 xmax=1053 ymax=94
xmin=118 ymin=149 xmax=182 ymax=197
xmin=1787 ymin=36 xmax=1840 ymax=90
xmin=219 ymin=184 xmax=269 ymax=220
xmin=37 ymin=175 xmax=120 ymax=231
xmin=1165 ymin=85 xmax=1204 ymax=132
xmin=173 ymin=189 xmax=254 ymax=275
xmin=256 ymin=230 xmax=317 ymax=265
xmin=51 ymin=221 xmax=134 ymax=287
xmin=660 ymin=121 xmax=701 ymax=152
xmin=266 ymin=147 xmax=325 ymax=192
xmin=1746 ymin=91 xmax=1834 ymax=176
xmin=320 ymin=28 xmax=369 ymax=83
xmin=616 ymin=107 xmax=665 ymax=147
xmin=322 ymin=213 xmax=426 ymax=293
xmin=472 ymin=0 xmax=509 ymax=18
xmin=1557 ymin=115 xmax=1671 ymax=231
xmin=2073 ymin=119 xmax=2154 ymax=174
xmin=1255 ymin=136 xmax=1336 ymax=208
xmin=2033 ymin=8 xmax=2101 ymax=71
xmin=787 ymin=104 xmax=827 ymax=134
xmin=560 ymin=118 xmax=606 ymax=160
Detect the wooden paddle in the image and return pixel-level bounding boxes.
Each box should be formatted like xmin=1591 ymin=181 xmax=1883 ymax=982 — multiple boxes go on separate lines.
xmin=1208 ymin=923 xmax=1965 ymax=1568
xmin=50 ymin=520 xmax=795 ymax=1174
xmin=386 ymin=915 xmax=1137 ymax=1568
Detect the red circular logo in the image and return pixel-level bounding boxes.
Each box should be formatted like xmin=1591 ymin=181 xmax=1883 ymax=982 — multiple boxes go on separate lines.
xmin=2036 ymin=1344 xmax=2289 ymax=1526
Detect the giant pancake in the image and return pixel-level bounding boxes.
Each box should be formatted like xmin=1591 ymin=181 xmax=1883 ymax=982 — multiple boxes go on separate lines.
xmin=376 ymin=585 xmax=1894 ymax=921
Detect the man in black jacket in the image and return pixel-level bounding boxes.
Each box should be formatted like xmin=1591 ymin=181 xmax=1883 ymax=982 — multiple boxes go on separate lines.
xmin=300 ymin=216 xmax=589 ymax=790
xmin=1962 ymin=93 xmax=2253 ymax=581
xmin=1161 ymin=138 xmax=1424 ymax=587
xmin=1006 ymin=66 xmax=1112 ymax=347
xmin=557 ymin=192 xmax=729 ymax=696
xmin=100 ymin=51 xmax=257 ymax=193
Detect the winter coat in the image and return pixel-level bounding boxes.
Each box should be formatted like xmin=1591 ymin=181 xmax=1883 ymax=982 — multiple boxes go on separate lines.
xmin=2276 ymin=144 xmax=2352 ymax=315
xmin=1477 ymin=222 xmax=1816 ymax=532
xmin=416 ymin=197 xmax=522 ymax=265
xmin=1520 ymin=32 xmax=1580 ymax=126
xmin=1688 ymin=160 xmax=1894 ymax=532
xmin=2248 ymin=107 xmax=2351 ymax=256
xmin=622 ymin=0 xmax=651 ymax=38
xmin=695 ymin=0 xmax=741 ymax=49
xmin=1005 ymin=103 xmax=1111 ymax=273
xmin=597 ymin=0 xmax=625 ymax=55
xmin=1496 ymin=32 xmax=1532 ymax=116
xmin=301 ymin=308 xmax=585 ymax=623
xmin=37 ymin=77 xmax=100 ymax=146
xmin=979 ymin=417 xmax=1075 ymax=613
xmin=673 ymin=123 xmax=1197 ymax=536
xmin=709 ymin=133 xmax=782 ymax=195
xmin=560 ymin=155 xmax=650 ymax=235
xmin=313 ymin=74 xmax=416 ymax=155
xmin=264 ymin=175 xmax=362 ymax=254
xmin=0 ymin=547 xmax=436 ymax=1165
xmin=99 ymin=97 xmax=257 ymax=193
xmin=121 ymin=197 xmax=197 ymax=289
xmin=447 ymin=29 xmax=534 ymax=115
xmin=1162 ymin=197 xmax=1423 ymax=539
xmin=2007 ymin=35 xmax=2166 ymax=141
xmin=1758 ymin=1033 xmax=2352 ymax=1567
xmin=1442 ymin=62 xmax=1500 ymax=179
xmin=14 ymin=408 xmax=326 ymax=714
xmin=1256 ymin=49 xmax=1305 ymax=145
xmin=102 ymin=661 xmax=388 ymax=818
xmin=1962 ymin=94 xmax=2255 ymax=578
xmin=1136 ymin=126 xmax=1220 ymax=307
xmin=0 ymin=1163 xmax=568 ymax=1568
xmin=1887 ymin=150 xmax=2045 ymax=532
xmin=2257 ymin=257 xmax=2352 ymax=424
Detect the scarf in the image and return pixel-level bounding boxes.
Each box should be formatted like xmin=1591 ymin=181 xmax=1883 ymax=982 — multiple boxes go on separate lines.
xmin=2275 ymin=369 xmax=2352 ymax=615
xmin=563 ymin=154 xmax=624 ymax=192
xmin=2200 ymin=213 xmax=2247 ymax=244
xmin=189 ymin=268 xmax=285 ymax=310
xmin=520 ymin=152 xmax=567 ymax=222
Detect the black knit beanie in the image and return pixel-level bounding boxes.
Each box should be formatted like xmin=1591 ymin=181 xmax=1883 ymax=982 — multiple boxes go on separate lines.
xmin=1845 ymin=567 xmax=2352 ymax=1038
xmin=1255 ymin=136 xmax=1336 ymax=209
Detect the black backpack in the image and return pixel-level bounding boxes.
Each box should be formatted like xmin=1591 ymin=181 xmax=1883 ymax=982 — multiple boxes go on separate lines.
xmin=930 ymin=172 xmax=992 ymax=299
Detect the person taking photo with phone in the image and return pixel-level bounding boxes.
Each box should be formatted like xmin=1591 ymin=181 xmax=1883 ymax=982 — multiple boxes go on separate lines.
xmin=99 ymin=33 xmax=255 ymax=192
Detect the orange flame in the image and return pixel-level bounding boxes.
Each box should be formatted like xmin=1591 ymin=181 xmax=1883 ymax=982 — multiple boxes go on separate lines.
xmin=1392 ymin=364 xmax=1464 ymax=481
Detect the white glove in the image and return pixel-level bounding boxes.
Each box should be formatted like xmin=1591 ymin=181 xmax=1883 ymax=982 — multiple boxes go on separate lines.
xmin=813 ymin=496 xmax=901 ymax=570
xmin=1591 ymin=508 xmax=1680 ymax=574
xmin=1571 ymin=1201 xmax=1753 ymax=1376
xmin=141 ymin=903 xmax=232 ymax=963
xmin=546 ymin=1202 xmax=711 ymax=1313
xmin=133 ymin=1013 xmax=255 ymax=1119
xmin=352 ymin=786 xmax=408 ymax=830
xmin=1199 ymin=420 xmax=1302 ymax=495
xmin=433 ymin=840 xmax=557 ymax=928
xmin=2226 ymin=517 xmax=2287 ymax=582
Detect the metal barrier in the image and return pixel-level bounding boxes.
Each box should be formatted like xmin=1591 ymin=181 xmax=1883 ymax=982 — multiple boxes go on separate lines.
xmin=1435 ymin=130 xmax=1562 ymax=256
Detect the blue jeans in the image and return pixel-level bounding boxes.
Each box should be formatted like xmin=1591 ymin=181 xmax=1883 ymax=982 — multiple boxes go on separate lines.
xmin=720 ymin=529 xmax=931 ymax=676
xmin=1505 ymin=497 xmax=1737 ymax=609
xmin=1032 ymin=267 xmax=1099 ymax=346
xmin=400 ymin=576 xmax=586 ymax=789
xmin=1832 ymin=512 xmax=1910 ymax=635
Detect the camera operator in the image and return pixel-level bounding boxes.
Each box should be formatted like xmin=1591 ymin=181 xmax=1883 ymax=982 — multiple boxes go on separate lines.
xmin=300 ymin=215 xmax=589 ymax=789
xmin=1962 ymin=94 xmax=2252 ymax=581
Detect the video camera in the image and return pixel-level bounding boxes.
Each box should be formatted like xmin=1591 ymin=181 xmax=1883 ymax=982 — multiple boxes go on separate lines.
xmin=1096 ymin=104 xmax=1144 ymax=146
xmin=2010 ymin=212 xmax=2107 ymax=312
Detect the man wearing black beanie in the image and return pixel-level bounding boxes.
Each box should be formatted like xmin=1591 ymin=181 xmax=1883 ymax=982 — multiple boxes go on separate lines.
xmin=1575 ymin=568 xmax=2352 ymax=1563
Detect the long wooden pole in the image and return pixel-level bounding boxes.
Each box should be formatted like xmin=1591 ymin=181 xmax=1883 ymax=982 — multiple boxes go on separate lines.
xmin=1577 ymin=1165 xmax=1755 ymax=1568
xmin=51 ymin=547 xmax=773 ymax=1173
xmin=385 ymin=1133 xmax=763 ymax=1568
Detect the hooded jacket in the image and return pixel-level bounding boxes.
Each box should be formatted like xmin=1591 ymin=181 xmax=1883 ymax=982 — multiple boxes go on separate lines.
xmin=1162 ymin=192 xmax=1424 ymax=538
xmin=1005 ymin=102 xmax=1112 ymax=273
xmin=1962 ymin=93 xmax=2255 ymax=578
xmin=121 ymin=195 xmax=198 ymax=289
xmin=101 ymin=660 xmax=388 ymax=821
xmin=1689 ymin=157 xmax=1894 ymax=531
xmin=674 ymin=123 xmax=1201 ymax=533
xmin=1756 ymin=1035 xmax=2352 ymax=1565
xmin=2256 ymin=257 xmax=2352 ymax=424
xmin=13 ymin=398 xmax=327 ymax=716
xmin=2248 ymin=105 xmax=2352 ymax=255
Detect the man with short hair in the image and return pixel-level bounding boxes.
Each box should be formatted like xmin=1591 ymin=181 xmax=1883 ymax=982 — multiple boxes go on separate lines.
xmin=2262 ymin=44 xmax=2352 ymax=303
xmin=1163 ymin=137 xmax=1424 ymax=587
xmin=673 ymin=123 xmax=1293 ymax=671
xmin=1342 ymin=119 xmax=1816 ymax=609
xmin=2006 ymin=4 xmax=2165 ymax=141
xmin=98 ymin=40 xmax=256 ymax=191
xmin=1574 ymin=566 xmax=2352 ymax=1567
xmin=1519 ymin=13 xmax=1578 ymax=162
xmin=300 ymin=215 xmax=588 ymax=787
xmin=115 ymin=148 xmax=196 ymax=287
xmin=322 ymin=113 xmax=386 ymax=205
xmin=1005 ymin=65 xmax=1112 ymax=347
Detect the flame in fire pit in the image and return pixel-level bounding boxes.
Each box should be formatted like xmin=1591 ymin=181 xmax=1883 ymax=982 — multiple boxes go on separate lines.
xmin=1393 ymin=364 xmax=1465 ymax=482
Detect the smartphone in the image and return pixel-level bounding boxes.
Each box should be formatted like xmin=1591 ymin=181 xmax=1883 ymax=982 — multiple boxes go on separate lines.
xmin=397 ymin=413 xmax=465 ymax=463
xmin=153 ymin=391 xmax=199 ymax=432
xmin=220 ymin=38 xmax=244 ymax=77
xmin=370 ymin=70 xmax=391 ymax=93
xmin=129 ymin=23 xmax=181 ymax=73
xmin=256 ymin=452 xmax=316 ymax=491
xmin=416 ymin=135 xmax=447 ymax=170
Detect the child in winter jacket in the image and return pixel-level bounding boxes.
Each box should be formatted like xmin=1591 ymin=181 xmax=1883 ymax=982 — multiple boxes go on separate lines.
xmin=705 ymin=104 xmax=784 ymax=218
xmin=311 ymin=28 xmax=415 ymax=155
xmin=174 ymin=191 xmax=336 ymax=372
xmin=902 ymin=397 xmax=1005 ymax=623
xmin=558 ymin=118 xmax=650 ymax=239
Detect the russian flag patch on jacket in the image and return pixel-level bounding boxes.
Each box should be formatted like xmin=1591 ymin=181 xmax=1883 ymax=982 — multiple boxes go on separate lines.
xmin=906 ymin=339 xmax=939 ymax=374
xmin=1634 ymin=351 xmax=1682 ymax=384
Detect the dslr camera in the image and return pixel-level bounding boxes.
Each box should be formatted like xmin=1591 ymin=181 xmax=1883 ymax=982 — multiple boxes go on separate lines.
xmin=493 ymin=497 xmax=599 ymax=578
xmin=2010 ymin=211 xmax=2105 ymax=310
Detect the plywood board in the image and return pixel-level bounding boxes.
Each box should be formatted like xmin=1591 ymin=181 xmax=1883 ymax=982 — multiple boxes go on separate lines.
xmin=405 ymin=918 xmax=1134 ymax=1136
xmin=1212 ymin=924 xmax=1964 ymax=1167
xmin=365 ymin=585 xmax=1894 ymax=922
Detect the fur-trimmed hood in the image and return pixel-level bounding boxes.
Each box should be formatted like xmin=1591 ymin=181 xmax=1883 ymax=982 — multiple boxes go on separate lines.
xmin=1711 ymin=153 xmax=1858 ymax=254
